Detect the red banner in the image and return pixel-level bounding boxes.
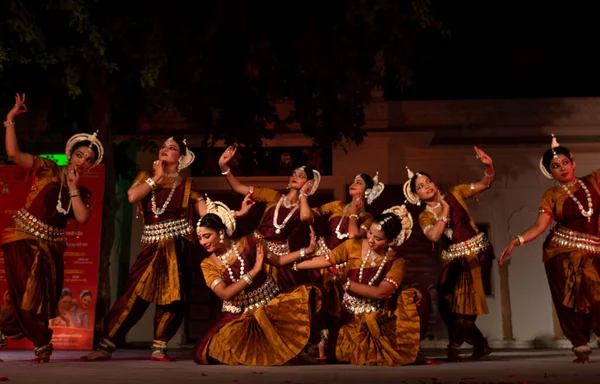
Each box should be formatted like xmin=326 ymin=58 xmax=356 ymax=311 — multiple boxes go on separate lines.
xmin=0 ymin=164 xmax=104 ymax=350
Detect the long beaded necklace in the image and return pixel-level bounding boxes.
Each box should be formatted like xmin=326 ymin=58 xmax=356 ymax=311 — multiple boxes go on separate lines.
xmin=561 ymin=179 xmax=594 ymax=223
xmin=358 ymin=248 xmax=388 ymax=286
xmin=335 ymin=204 xmax=351 ymax=240
xmin=426 ymin=203 xmax=453 ymax=239
xmin=218 ymin=242 xmax=245 ymax=282
xmin=151 ymin=175 xmax=179 ymax=218
xmin=273 ymin=195 xmax=299 ymax=234
xmin=56 ymin=168 xmax=72 ymax=215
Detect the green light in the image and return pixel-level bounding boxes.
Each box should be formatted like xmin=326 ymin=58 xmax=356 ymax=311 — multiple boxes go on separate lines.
xmin=39 ymin=154 xmax=69 ymax=166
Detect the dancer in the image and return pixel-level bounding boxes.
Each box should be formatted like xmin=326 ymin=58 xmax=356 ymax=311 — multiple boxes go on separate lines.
xmin=0 ymin=93 xmax=102 ymax=362
xmin=500 ymin=134 xmax=600 ymax=364
xmin=266 ymin=206 xmax=424 ymax=366
xmin=82 ymin=137 xmax=242 ymax=362
xmin=311 ymin=172 xmax=384 ymax=358
xmin=193 ymin=197 xmax=322 ymax=366
xmin=404 ymin=146 xmax=495 ymax=362
xmin=218 ymin=146 xmax=320 ymax=289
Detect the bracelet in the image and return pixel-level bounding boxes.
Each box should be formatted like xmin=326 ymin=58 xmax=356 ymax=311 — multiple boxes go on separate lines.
xmin=516 ymin=235 xmax=525 ymax=246
xmin=3 ymin=120 xmax=14 ymax=127
xmin=292 ymin=261 xmax=298 ymax=271
xmin=299 ymin=192 xmax=308 ymax=199
xmin=436 ymin=216 xmax=447 ymax=223
xmin=242 ymin=274 xmax=253 ymax=285
xmin=146 ymin=178 xmax=156 ymax=190
xmin=299 ymin=248 xmax=306 ymax=260
xmin=221 ymin=168 xmax=231 ymax=176
xmin=69 ymin=189 xmax=80 ymax=197
xmin=343 ymin=278 xmax=351 ymax=292
xmin=349 ymin=214 xmax=359 ymax=220
xmin=484 ymin=171 xmax=495 ymax=178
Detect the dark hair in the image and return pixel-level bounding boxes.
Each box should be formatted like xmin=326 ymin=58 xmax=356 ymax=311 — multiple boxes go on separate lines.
xmin=542 ymin=146 xmax=573 ymax=172
xmin=409 ymin=171 xmax=432 ymax=193
xmin=170 ymin=136 xmax=188 ymax=154
xmin=359 ymin=173 xmax=374 ymax=190
xmin=371 ymin=213 xmax=402 ymax=243
xmin=70 ymin=141 xmax=99 ymax=161
xmin=296 ymin=165 xmax=315 ymax=181
xmin=198 ymin=213 xmax=226 ymax=233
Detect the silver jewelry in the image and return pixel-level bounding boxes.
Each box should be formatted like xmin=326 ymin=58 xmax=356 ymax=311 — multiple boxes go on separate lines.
xmin=516 ymin=235 xmax=525 ymax=245
xmin=426 ymin=204 xmax=453 ymax=239
xmin=299 ymin=248 xmax=306 ymax=259
xmin=561 ymin=179 xmax=594 ymax=223
xmin=273 ymin=195 xmax=299 ymax=234
xmin=221 ymin=168 xmax=231 ymax=176
xmin=358 ymin=249 xmax=388 ymax=286
xmin=69 ymin=189 xmax=80 ymax=197
xmin=164 ymin=172 xmax=179 ymax=178
xmin=150 ymin=175 xmax=179 ymax=218
xmin=242 ymin=274 xmax=253 ymax=285
xmin=218 ymin=242 xmax=245 ymax=283
xmin=146 ymin=178 xmax=156 ymax=190
xmin=56 ymin=168 xmax=72 ymax=215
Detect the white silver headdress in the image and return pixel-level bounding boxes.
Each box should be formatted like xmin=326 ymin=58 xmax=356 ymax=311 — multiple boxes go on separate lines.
xmin=364 ymin=171 xmax=385 ymax=205
xmin=65 ymin=131 xmax=104 ymax=169
xmin=379 ymin=205 xmax=413 ymax=247
xmin=298 ymin=166 xmax=321 ymax=196
xmin=403 ymin=166 xmax=421 ymax=206
xmin=539 ymin=134 xmax=562 ymax=180
xmin=197 ymin=195 xmax=236 ymax=236
xmin=165 ymin=137 xmax=195 ymax=171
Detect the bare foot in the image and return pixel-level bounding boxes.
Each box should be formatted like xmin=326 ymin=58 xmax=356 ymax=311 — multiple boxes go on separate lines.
xmin=80 ymin=350 xmax=112 ymax=362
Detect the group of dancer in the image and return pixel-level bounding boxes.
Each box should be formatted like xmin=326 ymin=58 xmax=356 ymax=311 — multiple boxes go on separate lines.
xmin=1 ymin=93 xmax=599 ymax=366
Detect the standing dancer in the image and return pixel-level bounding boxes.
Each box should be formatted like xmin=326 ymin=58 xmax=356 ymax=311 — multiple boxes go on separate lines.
xmin=0 ymin=93 xmax=102 ymax=362
xmin=500 ymin=135 xmax=600 ymax=364
xmin=404 ymin=146 xmax=495 ymax=362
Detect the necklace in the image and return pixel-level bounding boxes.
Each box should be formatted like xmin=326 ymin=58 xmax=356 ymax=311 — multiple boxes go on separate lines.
xmin=218 ymin=242 xmax=245 ymax=282
xmin=358 ymin=248 xmax=388 ymax=286
xmin=335 ymin=204 xmax=351 ymax=240
xmin=273 ymin=195 xmax=299 ymax=234
xmin=151 ymin=175 xmax=180 ymax=218
xmin=561 ymin=179 xmax=594 ymax=223
xmin=426 ymin=204 xmax=453 ymax=239
xmin=56 ymin=168 xmax=71 ymax=215
xmin=164 ymin=171 xmax=179 ymax=178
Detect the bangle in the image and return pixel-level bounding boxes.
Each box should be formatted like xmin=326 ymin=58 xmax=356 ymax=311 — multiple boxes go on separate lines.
xmin=299 ymin=192 xmax=308 ymax=199
xmin=436 ymin=216 xmax=447 ymax=223
xmin=242 ymin=274 xmax=253 ymax=285
xmin=349 ymin=214 xmax=359 ymax=220
xmin=146 ymin=178 xmax=156 ymax=190
xmin=3 ymin=120 xmax=14 ymax=127
xmin=484 ymin=171 xmax=495 ymax=178
xmin=221 ymin=168 xmax=231 ymax=176
xmin=69 ymin=189 xmax=80 ymax=197
xmin=343 ymin=278 xmax=351 ymax=292
xmin=299 ymin=248 xmax=306 ymax=260
xmin=516 ymin=235 xmax=525 ymax=245
xmin=292 ymin=261 xmax=298 ymax=271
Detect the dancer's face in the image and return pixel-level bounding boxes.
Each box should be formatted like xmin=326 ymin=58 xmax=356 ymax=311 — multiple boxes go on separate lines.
xmin=289 ymin=168 xmax=309 ymax=190
xmin=69 ymin=146 xmax=96 ymax=173
xmin=348 ymin=175 xmax=367 ymax=198
xmin=549 ymin=154 xmax=576 ymax=183
xmin=414 ymin=174 xmax=438 ymax=201
xmin=158 ymin=139 xmax=182 ymax=165
xmin=197 ymin=227 xmax=224 ymax=253
xmin=366 ymin=223 xmax=390 ymax=252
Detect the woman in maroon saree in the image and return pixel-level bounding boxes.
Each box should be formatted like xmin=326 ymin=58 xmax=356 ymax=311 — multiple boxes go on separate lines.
xmin=404 ymin=146 xmax=495 ymax=362
xmin=0 ymin=94 xmax=102 ymax=362
xmin=82 ymin=137 xmax=238 ymax=362
xmin=500 ymin=135 xmax=600 ymax=364
xmin=217 ymin=146 xmax=320 ymax=290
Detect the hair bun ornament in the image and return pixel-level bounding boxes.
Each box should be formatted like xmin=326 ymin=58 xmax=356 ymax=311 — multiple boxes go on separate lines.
xmin=402 ymin=166 xmax=421 ymax=206
xmin=539 ymin=133 xmax=561 ymax=180
xmin=382 ymin=204 xmax=413 ymax=247
xmin=200 ymin=195 xmax=236 ymax=236
xmin=169 ymin=136 xmax=195 ymax=171
xmin=365 ymin=171 xmax=385 ymax=205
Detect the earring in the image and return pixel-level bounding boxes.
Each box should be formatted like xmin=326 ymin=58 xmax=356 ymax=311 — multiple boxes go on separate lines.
xmin=177 ymin=157 xmax=182 ymax=172
xmin=286 ymin=184 xmax=291 ymax=189
xmin=219 ymin=232 xmax=224 ymax=243
xmin=416 ymin=200 xmax=422 ymax=206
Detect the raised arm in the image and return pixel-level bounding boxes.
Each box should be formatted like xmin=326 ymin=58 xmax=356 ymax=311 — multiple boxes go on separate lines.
xmin=218 ymin=146 xmax=250 ymax=196
xmin=299 ymin=180 xmax=316 ymax=223
xmin=127 ymin=162 xmax=165 ymax=204
xmin=470 ymin=146 xmax=495 ymax=194
xmin=66 ymin=168 xmax=92 ymax=224
xmin=211 ymin=243 xmax=265 ymax=301
xmin=422 ymin=194 xmax=451 ymax=242
xmin=347 ymin=197 xmax=366 ymax=238
xmin=499 ymin=212 xmax=553 ymax=265
xmin=4 ymin=93 xmax=35 ymax=169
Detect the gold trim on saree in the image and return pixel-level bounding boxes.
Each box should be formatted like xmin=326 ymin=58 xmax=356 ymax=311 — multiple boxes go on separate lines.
xmin=13 ymin=209 xmax=66 ymax=244
xmin=441 ymin=232 xmax=490 ymax=261
xmin=141 ymin=217 xmax=193 ymax=244
xmin=342 ymin=292 xmax=381 ymax=314
xmin=551 ymin=226 xmax=600 ymax=254
xmin=222 ymin=277 xmax=280 ymax=314
xmin=252 ymin=230 xmax=290 ymax=256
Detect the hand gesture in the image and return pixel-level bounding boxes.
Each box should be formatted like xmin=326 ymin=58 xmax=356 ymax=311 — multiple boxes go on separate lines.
xmin=152 ymin=160 xmax=165 ymax=181
xmin=301 ymin=179 xmax=315 ymax=196
xmin=499 ymin=240 xmax=517 ymax=266
xmin=254 ymin=244 xmax=265 ymax=271
xmin=7 ymin=93 xmax=28 ymax=121
xmin=474 ymin=146 xmax=493 ymax=167
xmin=219 ymin=146 xmax=237 ymax=169
xmin=305 ymin=226 xmax=318 ymax=254
xmin=66 ymin=165 xmax=80 ymax=189
xmin=438 ymin=192 xmax=449 ymax=211
xmin=237 ymin=193 xmax=256 ymax=217
xmin=349 ymin=195 xmax=364 ymax=214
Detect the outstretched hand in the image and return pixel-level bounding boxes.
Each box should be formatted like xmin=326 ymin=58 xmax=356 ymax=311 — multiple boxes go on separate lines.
xmin=474 ymin=146 xmax=493 ymax=167
xmin=6 ymin=93 xmax=27 ymax=121
xmin=219 ymin=146 xmax=237 ymax=169
xmin=305 ymin=226 xmax=318 ymax=254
